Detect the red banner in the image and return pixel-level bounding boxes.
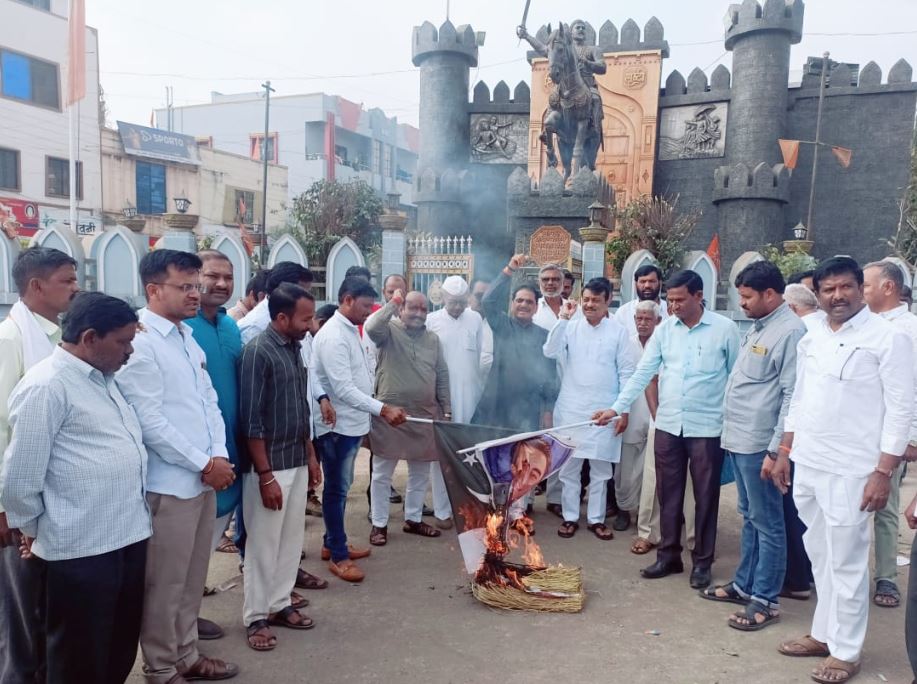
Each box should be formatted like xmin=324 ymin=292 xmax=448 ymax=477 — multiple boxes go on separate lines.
xmin=0 ymin=198 xmax=40 ymax=238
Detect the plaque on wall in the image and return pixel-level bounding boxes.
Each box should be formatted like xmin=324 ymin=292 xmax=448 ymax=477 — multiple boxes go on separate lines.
xmin=469 ymin=114 xmax=529 ymax=164
xmin=529 ymin=225 xmax=572 ymax=266
xmin=658 ymin=102 xmax=728 ymax=161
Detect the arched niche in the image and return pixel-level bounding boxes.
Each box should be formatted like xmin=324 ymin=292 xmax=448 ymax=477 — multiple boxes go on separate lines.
xmin=0 ymin=232 xmax=22 ymax=295
xmin=30 ymin=225 xmax=86 ymax=281
xmin=90 ymin=226 xmax=146 ymax=299
xmin=682 ymin=250 xmax=718 ymax=308
xmin=727 ymin=251 xmax=764 ymax=311
xmin=326 ymin=237 xmax=365 ymax=304
xmin=619 ymin=249 xmax=657 ymax=303
xmin=267 ymin=234 xmax=309 ymax=268
xmin=211 ymin=234 xmax=251 ymax=305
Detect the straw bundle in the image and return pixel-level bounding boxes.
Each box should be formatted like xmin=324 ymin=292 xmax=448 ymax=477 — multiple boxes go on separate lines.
xmin=472 ymin=565 xmax=584 ymax=613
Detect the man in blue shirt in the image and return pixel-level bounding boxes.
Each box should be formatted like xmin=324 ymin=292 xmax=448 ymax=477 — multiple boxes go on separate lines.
xmin=595 ymin=269 xmax=739 ymax=589
xmin=187 ymin=250 xmax=244 ymax=641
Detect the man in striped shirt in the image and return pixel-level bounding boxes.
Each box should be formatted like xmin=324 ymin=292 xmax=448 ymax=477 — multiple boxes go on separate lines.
xmin=239 ymin=283 xmax=322 ymax=651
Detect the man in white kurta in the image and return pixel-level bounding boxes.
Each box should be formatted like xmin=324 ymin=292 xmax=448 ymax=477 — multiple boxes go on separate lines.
xmin=771 ymin=258 xmax=913 ymax=680
xmin=543 ymin=278 xmax=635 ymax=539
xmin=426 ymin=276 xmax=485 ymax=528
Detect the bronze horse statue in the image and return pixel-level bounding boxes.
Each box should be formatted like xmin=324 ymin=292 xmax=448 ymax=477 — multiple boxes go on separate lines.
xmin=539 ymin=22 xmax=604 ymax=182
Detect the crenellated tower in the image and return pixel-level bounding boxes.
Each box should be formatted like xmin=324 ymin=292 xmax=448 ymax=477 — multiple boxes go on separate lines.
xmin=411 ymin=20 xmax=479 ymax=236
xmin=713 ymin=0 xmax=804 ymax=270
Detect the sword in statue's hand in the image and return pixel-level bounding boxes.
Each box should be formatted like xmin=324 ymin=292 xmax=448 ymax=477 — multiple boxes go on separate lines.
xmin=517 ymin=0 xmax=531 ymax=45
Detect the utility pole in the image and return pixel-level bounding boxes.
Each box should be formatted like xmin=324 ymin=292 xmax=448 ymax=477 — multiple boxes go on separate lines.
xmin=260 ymin=80 xmax=275 ymax=265
xmin=805 ymin=51 xmax=829 ymax=244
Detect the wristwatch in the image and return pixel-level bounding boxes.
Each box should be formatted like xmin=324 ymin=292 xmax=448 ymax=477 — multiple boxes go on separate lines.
xmin=765 ymin=451 xmax=778 ymax=461
xmin=317 ymin=394 xmax=330 ymax=403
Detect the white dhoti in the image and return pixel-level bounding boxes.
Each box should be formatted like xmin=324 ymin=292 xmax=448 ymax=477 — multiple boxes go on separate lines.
xmin=616 ymin=439 xmax=646 ymax=513
xmin=793 ymin=462 xmax=872 ymax=663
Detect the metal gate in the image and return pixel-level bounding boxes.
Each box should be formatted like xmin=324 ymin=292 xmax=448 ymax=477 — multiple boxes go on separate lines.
xmin=406 ymin=235 xmax=475 ymax=309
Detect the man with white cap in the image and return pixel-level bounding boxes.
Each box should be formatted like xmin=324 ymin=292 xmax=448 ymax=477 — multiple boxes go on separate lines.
xmin=426 ymin=276 xmax=485 ymax=529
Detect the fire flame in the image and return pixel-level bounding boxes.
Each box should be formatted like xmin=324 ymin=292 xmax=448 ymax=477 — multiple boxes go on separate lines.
xmin=475 ymin=511 xmax=547 ymax=590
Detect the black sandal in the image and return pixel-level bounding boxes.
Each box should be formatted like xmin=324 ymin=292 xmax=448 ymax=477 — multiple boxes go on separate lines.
xmin=586 ymin=523 xmax=614 ymax=540
xmin=874 ymin=579 xmax=901 ymax=608
xmin=402 ymin=520 xmax=441 ymax=537
xmin=700 ymin=582 xmax=746 ymax=605
xmin=728 ymin=600 xmax=780 ymax=632
xmin=246 ymin=620 xmax=276 ymax=651
xmin=268 ymin=606 xmax=315 ymax=630
xmin=557 ymin=521 xmax=579 ymax=538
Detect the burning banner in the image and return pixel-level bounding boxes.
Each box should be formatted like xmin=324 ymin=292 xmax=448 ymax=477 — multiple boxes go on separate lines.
xmin=432 ymin=420 xmax=590 ymax=612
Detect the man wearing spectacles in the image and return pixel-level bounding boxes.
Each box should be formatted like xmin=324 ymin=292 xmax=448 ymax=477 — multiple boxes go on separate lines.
xmin=117 ymin=249 xmax=240 ymax=683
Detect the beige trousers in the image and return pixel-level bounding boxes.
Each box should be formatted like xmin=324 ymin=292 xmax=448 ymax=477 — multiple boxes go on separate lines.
xmin=616 ymin=440 xmax=647 ymax=512
xmin=242 ymin=467 xmax=309 ymax=625
xmin=635 ymin=426 xmax=696 ymax=549
xmin=140 ymin=490 xmax=216 ymax=683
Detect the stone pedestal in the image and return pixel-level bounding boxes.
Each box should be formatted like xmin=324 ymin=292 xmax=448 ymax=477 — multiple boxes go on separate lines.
xmin=160 ymin=213 xmax=199 ymax=252
xmin=579 ymin=226 xmax=609 ymax=282
xmin=380 ymin=209 xmax=408 ymax=280
xmin=782 ymin=239 xmax=814 ymax=255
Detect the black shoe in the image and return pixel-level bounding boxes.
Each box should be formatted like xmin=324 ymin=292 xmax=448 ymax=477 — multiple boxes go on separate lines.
xmin=197 ymin=617 xmax=224 ymax=640
xmin=389 ymin=487 xmax=403 ymax=504
xmin=640 ymin=560 xmax=684 ymax=579
xmin=612 ymin=511 xmax=631 ymax=531
xmin=690 ymin=567 xmax=712 ymax=589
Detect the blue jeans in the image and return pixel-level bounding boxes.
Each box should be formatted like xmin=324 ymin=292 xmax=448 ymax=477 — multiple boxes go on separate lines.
xmin=730 ymin=451 xmax=786 ymax=608
xmin=316 ymin=432 xmax=363 ymax=563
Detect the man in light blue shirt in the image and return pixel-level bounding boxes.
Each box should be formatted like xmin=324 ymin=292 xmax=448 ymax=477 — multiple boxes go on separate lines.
xmin=2 ymin=292 xmax=149 ymax=684
xmin=117 ymin=250 xmax=239 ymax=684
xmin=595 ymin=269 xmax=739 ymax=590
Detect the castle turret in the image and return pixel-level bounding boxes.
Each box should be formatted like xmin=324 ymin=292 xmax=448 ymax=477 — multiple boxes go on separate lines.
xmin=412 ymin=20 xmax=479 ymax=236
xmin=713 ymin=0 xmax=804 ymax=269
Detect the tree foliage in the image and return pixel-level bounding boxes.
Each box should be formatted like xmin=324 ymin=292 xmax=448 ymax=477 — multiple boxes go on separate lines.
xmin=760 ymin=245 xmax=817 ymax=279
xmin=886 ymin=127 xmax=917 ymax=269
xmin=606 ymin=195 xmax=700 ymax=277
xmin=281 ymin=179 xmax=384 ymax=263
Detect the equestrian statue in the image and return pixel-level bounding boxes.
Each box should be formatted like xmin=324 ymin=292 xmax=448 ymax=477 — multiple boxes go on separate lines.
xmin=517 ymin=20 xmax=606 ymax=182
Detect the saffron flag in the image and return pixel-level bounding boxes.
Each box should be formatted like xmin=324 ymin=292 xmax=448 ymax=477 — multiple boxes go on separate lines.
xmin=706 ymin=233 xmax=721 ymax=273
xmin=66 ymin=0 xmax=86 ymax=106
xmin=435 ymin=422 xmax=578 ymax=573
xmin=831 ymin=146 xmax=853 ymax=169
xmin=778 ymin=139 xmax=800 ymax=169
xmin=238 ymin=198 xmax=254 ymax=256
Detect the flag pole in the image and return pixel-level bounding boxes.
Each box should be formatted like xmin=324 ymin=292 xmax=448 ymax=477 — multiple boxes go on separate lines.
xmin=68 ymin=104 xmax=76 ymax=234
xmin=805 ymin=51 xmax=829 ymax=245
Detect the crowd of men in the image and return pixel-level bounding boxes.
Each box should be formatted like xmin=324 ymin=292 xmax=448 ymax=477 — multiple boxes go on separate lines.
xmin=0 ymin=245 xmax=916 ymax=684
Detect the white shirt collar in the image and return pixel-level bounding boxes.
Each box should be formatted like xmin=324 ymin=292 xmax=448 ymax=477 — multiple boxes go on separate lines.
xmin=140 ymin=308 xmax=191 ymax=338
xmin=879 ymin=303 xmax=911 ymax=322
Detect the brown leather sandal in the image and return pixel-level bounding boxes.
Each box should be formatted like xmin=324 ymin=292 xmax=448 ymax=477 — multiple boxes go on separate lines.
xmin=630 ymin=537 xmax=656 ymax=555
xmin=402 ymin=520 xmax=441 ymax=537
xmin=811 ymin=656 xmax=861 ymax=683
xmin=557 ymin=521 xmax=579 ymax=538
xmin=369 ymin=525 xmax=388 ymax=546
xmin=179 ymin=655 xmax=240 ymax=680
xmin=778 ymin=635 xmax=830 ymax=658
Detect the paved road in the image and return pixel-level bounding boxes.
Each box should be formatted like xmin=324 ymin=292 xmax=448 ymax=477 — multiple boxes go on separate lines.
xmin=131 ymin=450 xmax=914 ymax=684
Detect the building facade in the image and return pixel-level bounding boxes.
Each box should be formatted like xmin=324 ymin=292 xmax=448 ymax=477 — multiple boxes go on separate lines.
xmin=101 ymin=123 xmax=288 ymax=244
xmin=0 ymin=0 xmax=102 ymax=239
xmin=154 ymin=92 xmax=419 ymax=205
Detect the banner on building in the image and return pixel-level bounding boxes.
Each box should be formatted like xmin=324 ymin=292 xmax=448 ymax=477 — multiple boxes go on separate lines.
xmin=117 ymin=121 xmax=201 ymax=166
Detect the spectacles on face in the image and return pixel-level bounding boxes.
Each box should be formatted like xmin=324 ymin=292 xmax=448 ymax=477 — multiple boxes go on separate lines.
xmin=153 ymin=282 xmax=205 ymax=294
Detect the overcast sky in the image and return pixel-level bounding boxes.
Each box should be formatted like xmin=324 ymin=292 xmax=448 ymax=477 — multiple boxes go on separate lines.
xmin=88 ymin=0 xmax=917 ymax=129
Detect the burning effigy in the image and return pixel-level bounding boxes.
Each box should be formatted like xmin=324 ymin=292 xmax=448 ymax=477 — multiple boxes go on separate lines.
xmin=432 ymin=422 xmax=587 ymax=613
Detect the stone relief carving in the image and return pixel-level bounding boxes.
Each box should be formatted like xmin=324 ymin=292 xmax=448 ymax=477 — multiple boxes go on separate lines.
xmin=659 ymin=102 xmax=728 ymax=160
xmin=469 ymin=114 xmax=528 ymax=164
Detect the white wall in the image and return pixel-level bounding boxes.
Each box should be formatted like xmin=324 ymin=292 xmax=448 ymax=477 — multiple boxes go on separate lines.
xmin=0 ymin=0 xmax=102 ymax=220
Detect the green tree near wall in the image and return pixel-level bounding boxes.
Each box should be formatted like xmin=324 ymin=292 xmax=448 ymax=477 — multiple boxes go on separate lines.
xmin=281 ymin=179 xmax=384 ymax=263
xmin=886 ymin=127 xmax=917 ymax=269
